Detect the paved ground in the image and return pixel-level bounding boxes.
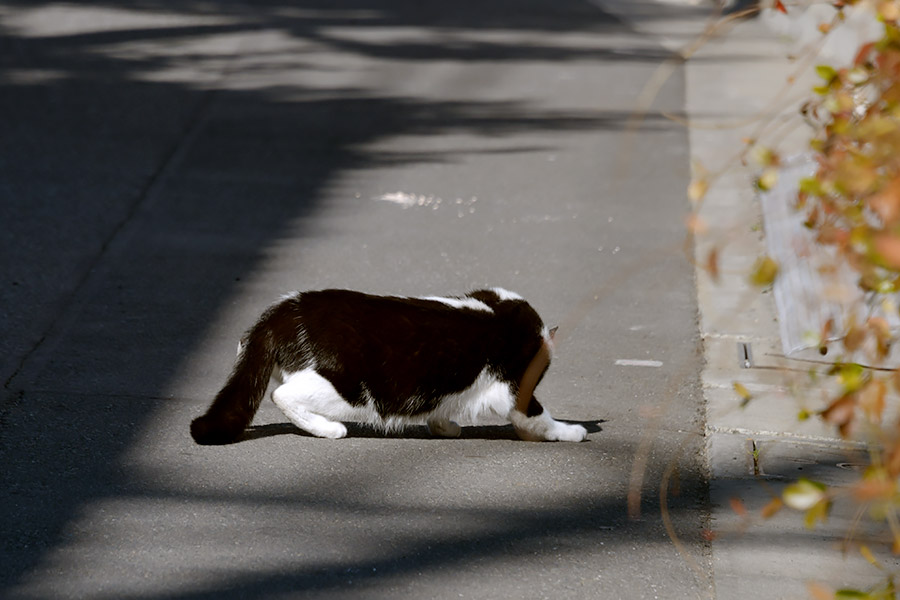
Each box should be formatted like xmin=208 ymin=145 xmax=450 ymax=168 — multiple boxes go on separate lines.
xmin=1 ymin=1 xmax=712 ymax=599
xmin=4 ymin=0 xmax=883 ymax=598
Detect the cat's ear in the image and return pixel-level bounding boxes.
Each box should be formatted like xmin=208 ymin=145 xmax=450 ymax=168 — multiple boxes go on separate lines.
xmin=549 ymin=326 xmax=558 ymax=340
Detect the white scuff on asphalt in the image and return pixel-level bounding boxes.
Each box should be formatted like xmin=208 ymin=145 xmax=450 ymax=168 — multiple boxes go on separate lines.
xmin=374 ymin=191 xmax=478 ymax=216
xmin=615 ymin=359 xmax=664 ymax=367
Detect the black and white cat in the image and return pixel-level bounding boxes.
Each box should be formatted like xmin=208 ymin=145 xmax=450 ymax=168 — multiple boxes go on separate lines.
xmin=190 ymin=288 xmax=587 ymax=444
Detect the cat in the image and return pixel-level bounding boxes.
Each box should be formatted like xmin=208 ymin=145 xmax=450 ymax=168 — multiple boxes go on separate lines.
xmin=190 ymin=287 xmax=587 ymax=444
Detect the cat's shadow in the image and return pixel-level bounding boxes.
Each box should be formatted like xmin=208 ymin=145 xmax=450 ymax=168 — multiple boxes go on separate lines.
xmin=242 ymin=420 xmax=605 ymax=442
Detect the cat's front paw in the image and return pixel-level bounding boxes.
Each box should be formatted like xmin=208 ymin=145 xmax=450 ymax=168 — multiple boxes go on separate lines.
xmin=315 ymin=421 xmax=348 ymax=439
xmin=549 ymin=422 xmax=587 ymax=442
xmin=509 ymin=409 xmax=587 ymax=442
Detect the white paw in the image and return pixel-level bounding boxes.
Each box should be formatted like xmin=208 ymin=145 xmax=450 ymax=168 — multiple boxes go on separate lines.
xmin=314 ymin=421 xmax=348 ymax=439
xmin=427 ymin=419 xmax=462 ymax=438
xmin=509 ymin=409 xmax=587 ymax=442
xmin=550 ymin=422 xmax=587 ymax=442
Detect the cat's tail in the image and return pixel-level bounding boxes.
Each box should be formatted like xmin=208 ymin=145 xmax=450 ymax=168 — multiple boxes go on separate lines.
xmin=190 ymin=315 xmax=278 ymax=445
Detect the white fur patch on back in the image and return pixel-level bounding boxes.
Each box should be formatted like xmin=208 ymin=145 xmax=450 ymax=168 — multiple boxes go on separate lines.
xmin=490 ymin=287 xmax=523 ymax=301
xmin=420 ymin=295 xmax=493 ymax=313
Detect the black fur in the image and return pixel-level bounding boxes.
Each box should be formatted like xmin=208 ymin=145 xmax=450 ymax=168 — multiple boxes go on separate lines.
xmin=190 ymin=289 xmax=549 ymax=445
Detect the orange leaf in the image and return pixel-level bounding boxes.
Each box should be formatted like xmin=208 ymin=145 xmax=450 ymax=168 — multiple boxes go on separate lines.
xmin=875 ymin=234 xmax=900 ymax=269
xmin=852 ymin=475 xmax=895 ymax=502
xmin=685 ymin=213 xmax=708 ymax=235
xmin=806 ymin=582 xmax=834 ymax=600
xmin=869 ymin=177 xmax=900 ymax=225
xmin=820 ymin=393 xmax=856 ymax=428
xmin=856 ymin=41 xmax=876 ymax=65
xmin=887 ymin=443 xmax=900 ymax=477
xmin=705 ymin=247 xmax=720 ymax=283
xmin=843 ymin=321 xmax=866 ymax=352
xmin=761 ymin=497 xmax=783 ymax=519
xmin=868 ymin=317 xmax=891 ymax=357
xmin=816 ymin=224 xmax=850 ymax=246
xmin=859 ymin=379 xmax=886 ymax=423
xmin=730 ymin=496 xmax=748 ymax=518
xmin=820 ymin=318 xmax=834 ymax=343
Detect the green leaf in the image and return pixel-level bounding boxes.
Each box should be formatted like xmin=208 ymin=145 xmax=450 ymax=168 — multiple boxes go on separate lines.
xmin=798 ymin=176 xmax=825 ymax=196
xmin=816 ymin=64 xmax=838 ymax=82
xmin=833 ymin=362 xmax=867 ymax=393
xmin=834 ymin=590 xmax=871 ymax=599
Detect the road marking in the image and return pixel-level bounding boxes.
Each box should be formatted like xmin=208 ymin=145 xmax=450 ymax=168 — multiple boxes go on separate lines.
xmin=615 ymin=359 xmax=663 ymax=367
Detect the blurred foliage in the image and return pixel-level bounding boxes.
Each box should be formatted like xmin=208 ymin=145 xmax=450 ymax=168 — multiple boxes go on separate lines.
xmin=695 ymin=1 xmax=900 ymax=597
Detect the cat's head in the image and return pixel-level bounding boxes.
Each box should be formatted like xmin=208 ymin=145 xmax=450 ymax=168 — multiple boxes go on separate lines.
xmin=467 ymin=288 xmax=557 ymax=394
xmin=468 ymin=288 xmax=549 ymax=340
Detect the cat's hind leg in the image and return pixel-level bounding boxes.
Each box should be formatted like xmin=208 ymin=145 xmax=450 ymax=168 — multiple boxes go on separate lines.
xmin=508 ymin=397 xmax=587 ymax=442
xmin=427 ymin=418 xmax=461 ymax=438
xmin=271 ymin=369 xmax=349 ymax=439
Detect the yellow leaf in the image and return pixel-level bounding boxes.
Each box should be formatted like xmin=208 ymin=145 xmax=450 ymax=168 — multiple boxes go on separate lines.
xmin=756 ymin=168 xmax=779 ymax=191
xmin=804 ymin=498 xmax=831 ymax=529
xmin=750 ymin=256 xmax=779 ymax=287
xmin=750 ymin=145 xmax=779 ymax=167
xmin=733 ymin=382 xmax=752 ymax=407
xmin=860 ymin=544 xmax=882 ymax=569
xmin=688 ymin=177 xmax=708 ymax=203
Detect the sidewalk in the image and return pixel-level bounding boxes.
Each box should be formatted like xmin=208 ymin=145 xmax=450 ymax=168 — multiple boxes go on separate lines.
xmin=598 ymin=0 xmax=893 ymax=596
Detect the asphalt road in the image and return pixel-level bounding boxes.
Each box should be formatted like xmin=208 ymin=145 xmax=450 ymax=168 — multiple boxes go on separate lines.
xmin=0 ymin=1 xmax=709 ymax=598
